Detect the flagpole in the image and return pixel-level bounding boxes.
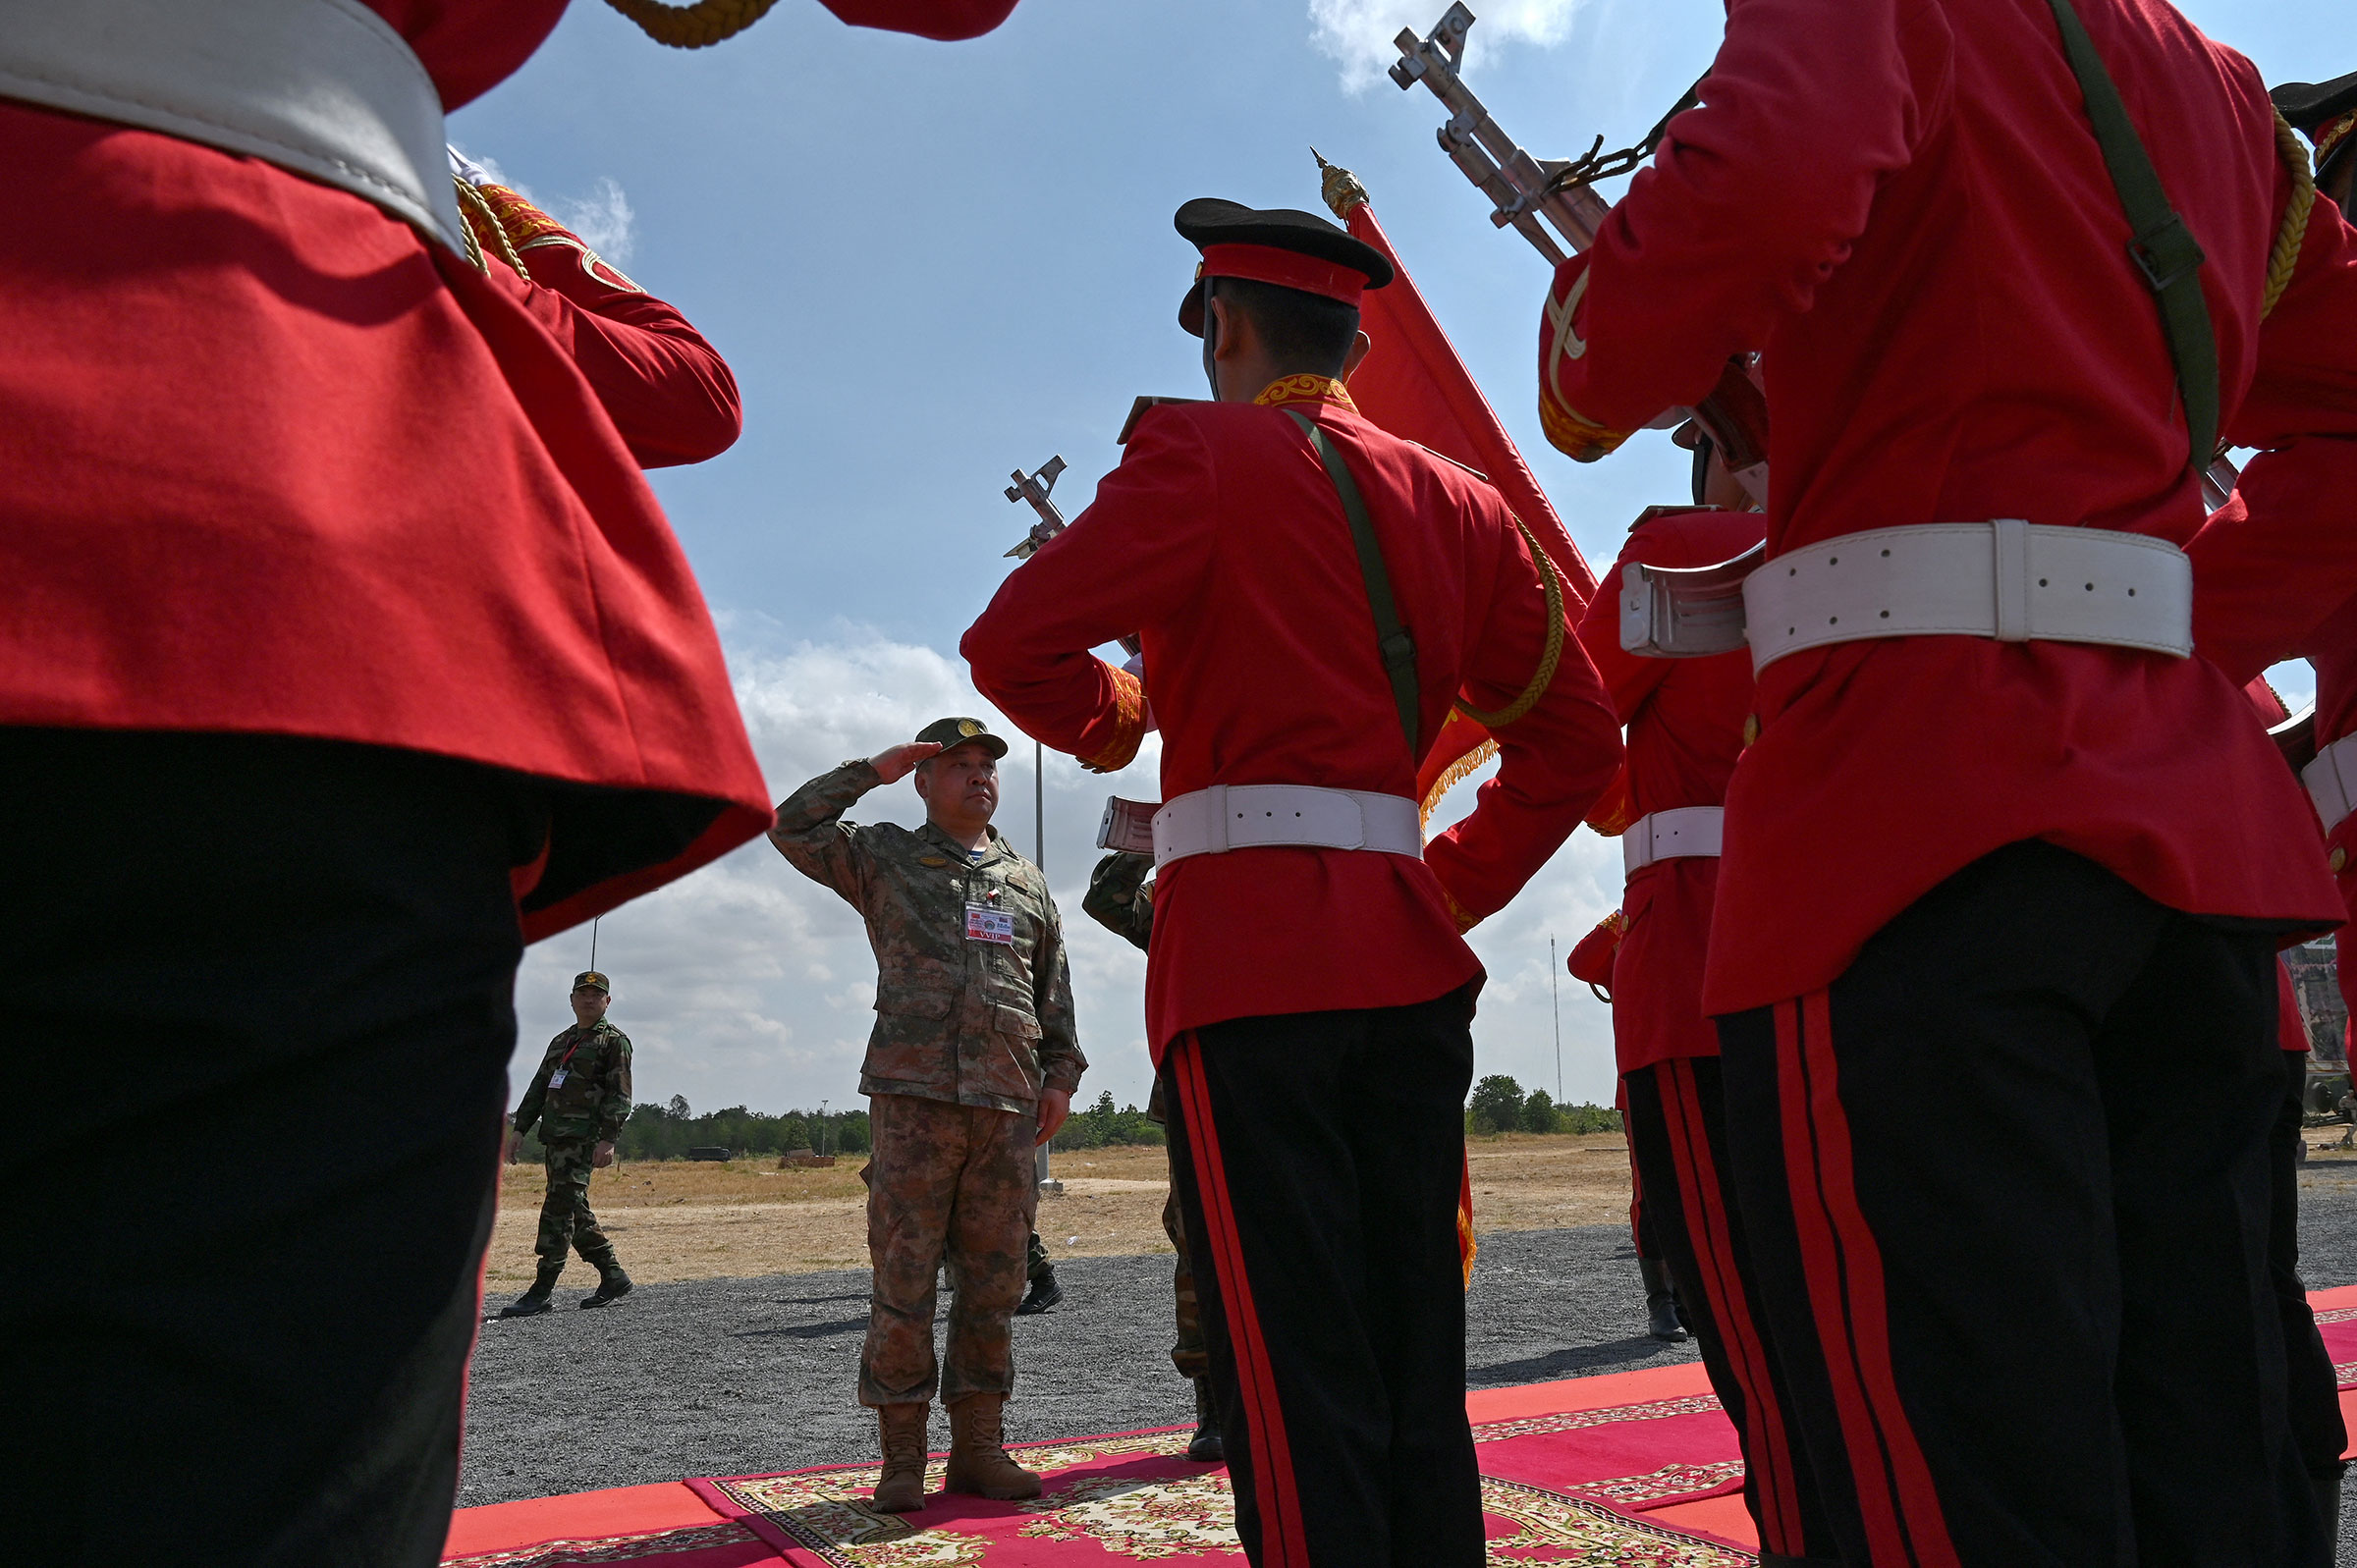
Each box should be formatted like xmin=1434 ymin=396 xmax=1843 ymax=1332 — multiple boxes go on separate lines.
xmin=1550 ymin=934 xmax=1562 ymax=1102
xmin=590 ymin=915 xmax=600 ymax=973
xmin=1035 ymin=735 xmax=1053 ymax=1192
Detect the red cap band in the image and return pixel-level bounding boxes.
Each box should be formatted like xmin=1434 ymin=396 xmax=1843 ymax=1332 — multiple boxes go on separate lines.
xmin=1197 ymin=243 xmax=1368 ymax=306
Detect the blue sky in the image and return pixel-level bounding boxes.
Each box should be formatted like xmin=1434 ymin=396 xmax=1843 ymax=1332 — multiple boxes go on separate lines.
xmin=453 ymin=0 xmax=2337 ymax=1122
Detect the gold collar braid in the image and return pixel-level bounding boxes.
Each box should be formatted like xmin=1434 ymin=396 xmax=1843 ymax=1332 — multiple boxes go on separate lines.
xmin=602 ymin=0 xmax=781 ymax=48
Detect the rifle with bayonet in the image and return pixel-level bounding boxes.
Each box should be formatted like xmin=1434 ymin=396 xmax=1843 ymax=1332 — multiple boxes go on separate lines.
xmin=1001 ymin=455 xmax=1142 ymax=657
xmin=1391 ymin=4 xmax=1770 ymax=509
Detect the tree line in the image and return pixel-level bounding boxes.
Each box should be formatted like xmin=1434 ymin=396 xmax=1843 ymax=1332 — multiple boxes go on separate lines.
xmin=517 ymin=1080 xmax=1614 ymax=1163
xmin=1465 ymin=1075 xmax=1621 ymax=1136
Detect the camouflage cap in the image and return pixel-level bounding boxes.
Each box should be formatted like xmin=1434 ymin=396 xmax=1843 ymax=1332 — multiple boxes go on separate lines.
xmin=573 ymin=971 xmax=611 ymax=994
xmin=914 ymin=716 xmax=1009 ymax=759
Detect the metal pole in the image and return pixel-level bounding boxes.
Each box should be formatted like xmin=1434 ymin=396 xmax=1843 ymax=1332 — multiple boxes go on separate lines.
xmin=1035 ymin=736 xmax=1046 ymax=870
xmin=1550 ymin=934 xmax=1562 ymax=1102
xmin=590 ymin=915 xmax=600 ymax=973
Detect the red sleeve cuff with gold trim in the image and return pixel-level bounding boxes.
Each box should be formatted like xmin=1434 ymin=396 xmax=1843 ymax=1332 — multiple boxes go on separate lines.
xmin=1537 ymin=255 xmax=1633 ymax=462
xmin=1077 ymin=664 xmax=1148 ymax=774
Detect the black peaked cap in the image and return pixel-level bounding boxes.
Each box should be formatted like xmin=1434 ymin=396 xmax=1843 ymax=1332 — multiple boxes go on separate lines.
xmin=2273 ymin=72 xmax=2357 ymax=185
xmin=2273 ymin=72 xmax=2357 ymax=135
xmin=1175 ymin=197 xmax=1393 ymax=335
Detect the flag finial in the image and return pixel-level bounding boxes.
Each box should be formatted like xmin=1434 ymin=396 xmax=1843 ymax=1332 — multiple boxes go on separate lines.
xmin=1312 ymin=147 xmax=1368 ymax=219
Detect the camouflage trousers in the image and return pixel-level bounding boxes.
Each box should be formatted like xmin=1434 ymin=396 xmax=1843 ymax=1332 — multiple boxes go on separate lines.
xmin=536 ymin=1139 xmax=617 ymax=1268
xmin=1163 ymin=1172 xmax=1208 ymax=1381
xmin=862 ymin=1094 xmax=1037 ymax=1408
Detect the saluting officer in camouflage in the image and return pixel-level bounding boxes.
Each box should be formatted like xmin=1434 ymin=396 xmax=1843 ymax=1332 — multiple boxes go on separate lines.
xmin=771 ymin=717 xmax=1084 ymax=1513
xmin=500 ymin=972 xmax=635 ymax=1317
xmin=1081 ymin=849 xmax=1220 ymax=1462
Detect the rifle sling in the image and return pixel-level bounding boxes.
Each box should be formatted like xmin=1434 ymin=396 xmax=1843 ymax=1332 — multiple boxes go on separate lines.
xmin=2044 ymin=0 xmax=2220 ymax=471
xmin=1282 ymin=408 xmax=1421 ymax=759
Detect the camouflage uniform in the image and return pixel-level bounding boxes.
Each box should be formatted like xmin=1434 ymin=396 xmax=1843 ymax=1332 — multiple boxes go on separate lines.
xmin=512 ymin=1018 xmax=634 ymax=1268
xmin=772 ymin=758 xmax=1085 ymax=1408
xmin=1083 ymin=850 xmax=1207 ymax=1379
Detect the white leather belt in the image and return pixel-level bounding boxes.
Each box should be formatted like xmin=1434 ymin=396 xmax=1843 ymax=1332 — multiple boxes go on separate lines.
xmin=2304 ymin=732 xmax=2357 ymax=836
xmin=1622 ymin=806 xmax=1724 ymax=877
xmin=1152 ymin=784 xmax=1423 ymax=868
xmin=0 ymin=0 xmax=466 ymax=255
xmin=1741 ymin=521 xmax=2193 ymax=673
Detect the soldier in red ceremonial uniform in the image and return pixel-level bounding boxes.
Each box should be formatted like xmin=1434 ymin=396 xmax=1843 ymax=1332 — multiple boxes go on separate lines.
xmin=963 ymin=200 xmax=1623 ymax=1567
xmin=0 ymin=2 xmax=1020 ymax=1563
xmin=1537 ymin=0 xmax=2357 ymax=1562
xmin=1576 ymin=481 xmax=1838 ymax=1566
xmin=2177 ymin=72 xmax=2357 ymax=1544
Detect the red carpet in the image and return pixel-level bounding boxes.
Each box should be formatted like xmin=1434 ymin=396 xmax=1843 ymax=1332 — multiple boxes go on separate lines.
xmin=445 ymin=1287 xmax=2357 ymax=1567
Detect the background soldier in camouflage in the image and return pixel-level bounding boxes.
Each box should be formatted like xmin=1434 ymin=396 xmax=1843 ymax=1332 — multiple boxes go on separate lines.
xmin=1081 ymin=849 xmax=1221 ymax=1462
xmin=772 ymin=717 xmax=1084 ymax=1513
xmin=501 ymin=972 xmax=635 ymax=1317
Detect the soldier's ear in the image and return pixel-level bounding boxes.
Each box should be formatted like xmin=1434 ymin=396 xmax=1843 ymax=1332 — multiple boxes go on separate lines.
xmin=1342 ymin=329 xmax=1372 ymax=380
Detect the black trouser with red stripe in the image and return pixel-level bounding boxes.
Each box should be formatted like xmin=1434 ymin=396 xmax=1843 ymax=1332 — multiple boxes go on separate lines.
xmin=2271 ymin=1048 xmax=2348 ymax=1489
xmin=1159 ymin=986 xmax=1483 ymax=1568
xmin=3 ymin=729 xmax=530 ymax=1568
xmin=1625 ymin=1057 xmax=1840 ymax=1564
xmin=1716 ymin=841 xmax=2329 ymax=1568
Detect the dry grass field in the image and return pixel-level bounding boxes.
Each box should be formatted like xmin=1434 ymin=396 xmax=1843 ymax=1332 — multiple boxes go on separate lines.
xmin=484 ymin=1129 xmax=2357 ymax=1290
xmin=482 ymin=1130 xmax=1643 ymax=1291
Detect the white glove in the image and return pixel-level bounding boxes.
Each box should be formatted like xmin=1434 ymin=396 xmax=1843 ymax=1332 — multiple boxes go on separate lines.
xmin=447 ymin=144 xmax=499 ymax=188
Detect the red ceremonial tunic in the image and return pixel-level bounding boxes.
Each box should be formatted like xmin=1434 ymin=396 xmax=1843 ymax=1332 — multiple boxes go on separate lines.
xmin=1537 ymin=0 xmax=2357 ymax=1013
xmin=0 ymin=0 xmax=1014 ymax=939
xmin=2186 ymin=322 xmax=2357 ymax=1038
xmin=1575 ymin=508 xmax=1765 ymax=1070
xmin=478 ymin=225 xmax=741 ymax=468
xmin=961 ymin=380 xmax=1623 ymax=1053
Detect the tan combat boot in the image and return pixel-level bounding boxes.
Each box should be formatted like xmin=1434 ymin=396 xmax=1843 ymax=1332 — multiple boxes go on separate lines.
xmin=944 ymin=1393 xmax=1042 ymax=1499
xmin=871 ymin=1403 xmax=930 ymax=1513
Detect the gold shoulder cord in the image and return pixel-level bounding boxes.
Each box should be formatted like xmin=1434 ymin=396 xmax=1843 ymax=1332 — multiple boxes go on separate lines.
xmin=452 ymin=179 xmax=528 ymax=275
xmin=602 ymin=0 xmax=783 ymax=47
xmin=2263 ymin=110 xmax=2316 ymax=322
xmin=1453 ymin=516 xmax=1567 ymax=730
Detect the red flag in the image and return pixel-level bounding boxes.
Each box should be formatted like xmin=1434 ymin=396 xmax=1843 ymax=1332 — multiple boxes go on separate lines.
xmin=1319 ymin=161 xmax=1599 ymax=818
xmin=1330 ymin=174 xmax=1596 ymax=605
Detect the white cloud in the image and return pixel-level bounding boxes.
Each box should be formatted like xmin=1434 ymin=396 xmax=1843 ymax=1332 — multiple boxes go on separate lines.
xmin=1308 ymin=0 xmax=1587 ymax=91
xmin=444 ymin=148 xmax=637 ymax=266
xmin=511 ymin=627 xmax=1625 ymax=1126
xmin=549 ymin=177 xmax=636 ymax=266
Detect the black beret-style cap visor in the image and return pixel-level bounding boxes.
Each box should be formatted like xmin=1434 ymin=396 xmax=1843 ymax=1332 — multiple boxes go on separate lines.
xmin=1175 ymin=197 xmax=1394 ymax=336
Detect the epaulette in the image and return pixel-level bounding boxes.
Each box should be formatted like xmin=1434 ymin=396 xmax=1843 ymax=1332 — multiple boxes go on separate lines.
xmin=1118 ymin=396 xmax=1206 ymax=445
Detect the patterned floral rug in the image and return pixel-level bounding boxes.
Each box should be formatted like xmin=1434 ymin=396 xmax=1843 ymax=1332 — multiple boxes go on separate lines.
xmin=686 ymin=1397 xmax=1752 ymax=1567
xmin=2318 ymin=1302 xmax=2357 ymax=1387
xmin=444 ymin=1285 xmax=2357 ymax=1568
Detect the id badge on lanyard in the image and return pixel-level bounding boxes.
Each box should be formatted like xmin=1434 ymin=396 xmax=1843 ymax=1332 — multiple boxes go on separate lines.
xmin=965 ymin=901 xmax=1016 ymax=946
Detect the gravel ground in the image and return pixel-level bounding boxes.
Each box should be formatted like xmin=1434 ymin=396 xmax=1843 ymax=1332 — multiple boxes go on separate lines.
xmin=462 ymin=1171 xmax=2357 ymax=1556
